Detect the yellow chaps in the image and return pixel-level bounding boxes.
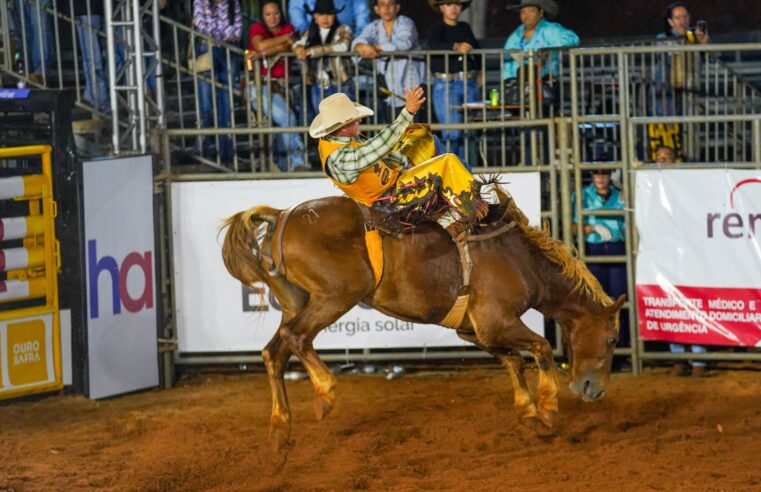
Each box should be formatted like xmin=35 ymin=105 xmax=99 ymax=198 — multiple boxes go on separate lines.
xmin=395 ymin=153 xmax=475 ymax=219
xmin=390 ymin=124 xmax=476 ymax=219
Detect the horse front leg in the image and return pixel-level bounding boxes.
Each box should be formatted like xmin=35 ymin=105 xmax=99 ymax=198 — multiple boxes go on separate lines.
xmin=473 ymin=318 xmax=559 ymax=430
xmin=262 ymin=330 xmax=293 ymax=451
xmin=456 ymin=329 xmax=540 ymax=427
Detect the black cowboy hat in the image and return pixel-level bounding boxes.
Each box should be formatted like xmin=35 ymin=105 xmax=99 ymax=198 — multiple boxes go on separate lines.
xmin=427 ymin=0 xmax=471 ymax=12
xmin=305 ymin=0 xmax=345 ymax=15
xmin=506 ymin=0 xmax=559 ymax=17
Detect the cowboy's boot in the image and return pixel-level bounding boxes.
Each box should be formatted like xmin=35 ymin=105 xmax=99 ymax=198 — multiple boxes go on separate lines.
xmin=446 ymin=220 xmax=470 ymax=243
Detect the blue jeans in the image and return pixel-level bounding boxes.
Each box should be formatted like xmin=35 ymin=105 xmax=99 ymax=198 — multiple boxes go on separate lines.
xmin=76 ymin=15 xmax=109 ymax=112
xmin=13 ymin=0 xmax=53 ymax=74
xmin=585 ymin=240 xmax=629 ymax=346
xmin=249 ymin=84 xmax=305 ymax=171
xmin=432 ymin=77 xmax=479 ymax=165
xmin=669 ymin=343 xmax=707 ymax=367
xmin=198 ymin=46 xmax=239 ymax=162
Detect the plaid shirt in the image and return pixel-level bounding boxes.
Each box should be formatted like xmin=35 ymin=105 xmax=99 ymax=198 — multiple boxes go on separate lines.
xmin=324 ymin=108 xmax=414 ymax=184
xmin=193 ymin=0 xmax=242 ymax=43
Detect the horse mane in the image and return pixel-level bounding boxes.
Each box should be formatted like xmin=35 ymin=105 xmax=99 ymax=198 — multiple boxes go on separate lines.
xmin=493 ymin=185 xmax=613 ymax=306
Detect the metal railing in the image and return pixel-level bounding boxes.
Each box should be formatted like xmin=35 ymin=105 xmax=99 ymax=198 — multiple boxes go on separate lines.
xmin=2 ymin=10 xmax=760 ymax=371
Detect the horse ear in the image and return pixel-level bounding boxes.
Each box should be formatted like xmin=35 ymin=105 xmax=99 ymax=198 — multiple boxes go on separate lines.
xmin=609 ymin=294 xmax=626 ymax=314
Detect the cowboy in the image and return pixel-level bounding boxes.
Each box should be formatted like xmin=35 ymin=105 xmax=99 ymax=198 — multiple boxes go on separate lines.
xmin=503 ymin=0 xmax=579 ymax=81
xmin=309 ymin=88 xmax=486 ymax=242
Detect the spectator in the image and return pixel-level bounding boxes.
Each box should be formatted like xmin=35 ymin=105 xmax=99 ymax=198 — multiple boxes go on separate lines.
xmin=651 ymin=2 xmax=710 ymax=158
xmin=655 ymin=145 xmax=676 ymax=164
xmin=652 ymin=144 xmax=708 ymax=376
xmin=659 ymin=2 xmax=710 ymax=45
xmin=246 ymin=0 xmax=306 ymax=172
xmin=293 ymin=0 xmax=354 ymax=119
xmin=13 ymin=0 xmax=54 ymax=84
xmin=352 ymin=0 xmax=424 ymax=123
xmin=289 ymin=0 xmax=370 ymax=36
xmin=571 ymin=168 xmax=629 ymax=352
xmin=427 ymin=0 xmax=480 ymax=165
xmin=193 ymin=0 xmax=243 ymax=164
xmin=502 ymin=0 xmax=579 ymax=82
xmin=70 ymin=1 xmax=109 ymax=113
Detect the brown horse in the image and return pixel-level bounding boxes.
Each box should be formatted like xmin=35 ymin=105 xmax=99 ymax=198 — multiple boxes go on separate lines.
xmin=221 ymin=190 xmax=626 ymax=449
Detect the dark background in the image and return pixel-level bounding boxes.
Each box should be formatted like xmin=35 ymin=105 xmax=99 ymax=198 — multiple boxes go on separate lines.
xmin=398 ymin=0 xmax=761 ymax=43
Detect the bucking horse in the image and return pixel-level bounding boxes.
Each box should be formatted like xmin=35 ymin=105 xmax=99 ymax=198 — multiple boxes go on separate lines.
xmin=220 ymin=187 xmax=625 ymax=449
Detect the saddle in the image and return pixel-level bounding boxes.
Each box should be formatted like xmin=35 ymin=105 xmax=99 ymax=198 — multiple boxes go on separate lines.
xmin=356 ymin=195 xmax=517 ymax=329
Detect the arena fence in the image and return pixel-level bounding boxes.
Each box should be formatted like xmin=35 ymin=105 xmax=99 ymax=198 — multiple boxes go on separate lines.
xmin=2 ymin=8 xmax=760 ymax=375
xmin=0 ymin=145 xmax=62 ymax=400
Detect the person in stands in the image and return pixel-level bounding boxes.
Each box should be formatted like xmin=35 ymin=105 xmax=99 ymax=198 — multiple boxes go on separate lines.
xmin=352 ymin=0 xmax=424 ymax=124
xmin=245 ymin=0 xmax=306 ymax=171
xmin=289 ymin=0 xmax=370 ymax=36
xmin=652 ymin=144 xmax=708 ymax=376
xmin=427 ymin=0 xmax=480 ymax=165
xmin=293 ymin=0 xmax=355 ymax=119
xmin=572 ymin=167 xmax=629 ymax=364
xmin=193 ymin=0 xmax=243 ymax=164
xmin=502 ymin=0 xmax=579 ymax=100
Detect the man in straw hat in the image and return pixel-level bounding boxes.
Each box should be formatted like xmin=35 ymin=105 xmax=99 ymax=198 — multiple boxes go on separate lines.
xmin=309 ymin=87 xmax=487 ymax=242
xmin=502 ymin=0 xmax=579 ymax=81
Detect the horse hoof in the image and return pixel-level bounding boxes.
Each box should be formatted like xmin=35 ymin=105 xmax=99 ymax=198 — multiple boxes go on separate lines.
xmin=269 ymin=423 xmax=291 ymax=453
xmin=314 ymin=392 xmax=335 ymax=421
xmin=538 ymin=408 xmax=558 ymax=428
xmin=521 ymin=415 xmax=556 ymax=437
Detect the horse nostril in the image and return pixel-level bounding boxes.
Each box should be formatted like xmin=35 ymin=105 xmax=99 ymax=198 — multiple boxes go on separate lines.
xmin=583 ymin=379 xmax=591 ymax=395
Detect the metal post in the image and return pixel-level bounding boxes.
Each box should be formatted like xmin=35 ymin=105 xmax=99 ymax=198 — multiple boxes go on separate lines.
xmin=106 ymin=0 xmax=162 ymax=154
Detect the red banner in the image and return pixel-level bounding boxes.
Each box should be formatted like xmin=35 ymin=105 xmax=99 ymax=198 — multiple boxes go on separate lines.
xmin=637 ymin=284 xmax=761 ymax=346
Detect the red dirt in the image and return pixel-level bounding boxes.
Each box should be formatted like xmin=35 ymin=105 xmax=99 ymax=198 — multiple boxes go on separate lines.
xmin=1 ymin=367 xmax=760 ymax=491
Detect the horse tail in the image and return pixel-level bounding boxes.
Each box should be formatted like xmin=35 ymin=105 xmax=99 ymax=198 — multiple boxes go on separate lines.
xmin=220 ymin=205 xmax=281 ymax=288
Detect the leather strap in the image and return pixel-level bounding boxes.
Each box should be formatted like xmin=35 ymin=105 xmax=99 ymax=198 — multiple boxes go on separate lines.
xmin=265 ymin=206 xmax=295 ymax=277
xmin=469 ymin=220 xmax=517 ymax=242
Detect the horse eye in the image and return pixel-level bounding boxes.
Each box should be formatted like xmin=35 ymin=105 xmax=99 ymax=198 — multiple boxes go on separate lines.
xmin=607 ymin=336 xmax=617 ymax=346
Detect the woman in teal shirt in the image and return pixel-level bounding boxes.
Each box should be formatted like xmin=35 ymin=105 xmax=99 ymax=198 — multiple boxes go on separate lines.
xmin=572 ymin=168 xmax=629 ymax=349
xmin=502 ymin=0 xmax=579 ymax=81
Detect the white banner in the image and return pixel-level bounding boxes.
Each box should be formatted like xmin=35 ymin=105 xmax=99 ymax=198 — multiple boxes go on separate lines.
xmin=84 ymin=156 xmax=158 ymax=399
xmin=635 ymin=169 xmax=761 ymax=347
xmin=173 ymin=174 xmax=543 ymax=353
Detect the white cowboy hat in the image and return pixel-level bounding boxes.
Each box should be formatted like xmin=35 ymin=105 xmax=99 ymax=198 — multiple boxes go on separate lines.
xmin=308 ymin=93 xmax=374 ymax=138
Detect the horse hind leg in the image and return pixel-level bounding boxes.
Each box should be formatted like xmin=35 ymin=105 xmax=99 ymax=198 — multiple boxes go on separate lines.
xmin=262 ymin=329 xmax=294 ymax=451
xmin=278 ymin=296 xmax=362 ymax=422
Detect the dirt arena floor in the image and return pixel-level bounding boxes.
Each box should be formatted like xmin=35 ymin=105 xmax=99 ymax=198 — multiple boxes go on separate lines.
xmin=1 ymin=365 xmax=760 ymax=491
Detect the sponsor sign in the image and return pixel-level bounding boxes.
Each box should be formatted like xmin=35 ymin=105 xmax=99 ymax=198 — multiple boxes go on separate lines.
xmin=172 ymin=174 xmax=543 ymax=352
xmin=83 ymin=156 xmax=158 ymax=399
xmin=635 ymin=170 xmax=761 ymax=347
xmin=0 ymin=314 xmax=56 ymax=396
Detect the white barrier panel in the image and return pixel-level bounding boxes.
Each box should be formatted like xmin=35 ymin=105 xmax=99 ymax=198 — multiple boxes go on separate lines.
xmin=635 ymin=170 xmax=761 ymax=347
xmin=0 ymin=313 xmax=56 ymax=397
xmin=84 ymin=156 xmax=158 ymax=399
xmin=173 ymin=174 xmax=542 ymax=353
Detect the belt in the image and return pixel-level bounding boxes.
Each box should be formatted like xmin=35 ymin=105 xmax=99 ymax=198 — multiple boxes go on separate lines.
xmin=433 ymin=71 xmax=477 ymax=81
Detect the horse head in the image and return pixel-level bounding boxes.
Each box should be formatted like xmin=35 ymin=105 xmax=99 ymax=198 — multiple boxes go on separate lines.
xmin=564 ymin=294 xmax=626 ymax=402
